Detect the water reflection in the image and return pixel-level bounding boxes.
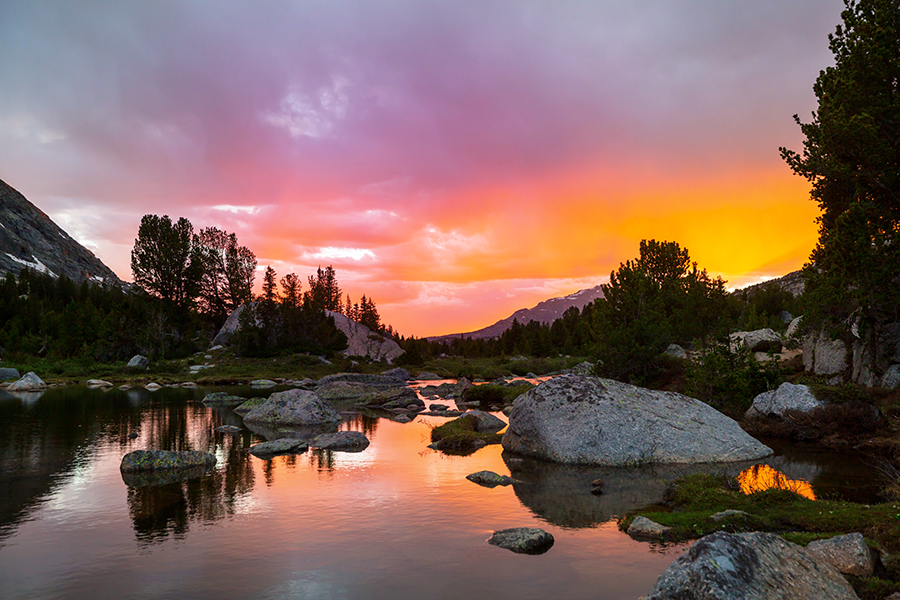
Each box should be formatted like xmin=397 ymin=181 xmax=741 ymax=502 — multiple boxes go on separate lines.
xmin=739 ymin=464 xmax=816 ymax=500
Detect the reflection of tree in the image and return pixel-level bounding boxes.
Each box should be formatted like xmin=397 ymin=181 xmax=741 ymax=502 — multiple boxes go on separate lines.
xmin=310 ymin=449 xmax=336 ymax=472
xmin=341 ymin=414 xmax=378 ymax=437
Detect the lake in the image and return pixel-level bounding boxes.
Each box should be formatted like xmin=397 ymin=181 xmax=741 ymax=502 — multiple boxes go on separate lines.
xmin=0 ymin=383 xmax=886 ymax=599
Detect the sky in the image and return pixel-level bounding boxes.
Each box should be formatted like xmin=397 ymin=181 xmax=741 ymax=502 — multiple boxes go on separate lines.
xmin=0 ymin=1 xmax=843 ymax=337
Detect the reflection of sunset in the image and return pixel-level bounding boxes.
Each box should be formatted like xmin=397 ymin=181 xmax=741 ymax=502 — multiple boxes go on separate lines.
xmin=739 ymin=464 xmax=816 ymax=500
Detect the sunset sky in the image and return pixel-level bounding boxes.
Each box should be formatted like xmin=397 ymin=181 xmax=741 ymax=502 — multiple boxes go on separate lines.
xmin=0 ymin=1 xmax=842 ymax=337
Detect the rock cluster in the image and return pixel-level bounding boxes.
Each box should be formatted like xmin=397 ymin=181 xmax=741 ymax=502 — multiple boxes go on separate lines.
xmin=745 ymin=382 xmax=825 ymax=419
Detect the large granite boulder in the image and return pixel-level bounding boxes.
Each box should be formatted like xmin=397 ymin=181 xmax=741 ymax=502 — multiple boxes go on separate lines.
xmin=7 ymin=371 xmax=47 ymax=391
xmin=325 ymin=310 xmax=404 ymax=363
xmin=127 ymin=355 xmax=149 ymax=370
xmin=501 ymin=375 xmax=771 ymax=465
xmin=745 ymin=382 xmax=826 ymax=419
xmin=642 ymin=531 xmax=859 ymax=600
xmin=730 ymin=329 xmax=783 ymax=353
xmin=243 ymin=389 xmax=342 ymax=426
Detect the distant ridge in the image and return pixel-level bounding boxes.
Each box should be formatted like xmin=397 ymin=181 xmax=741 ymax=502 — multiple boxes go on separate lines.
xmin=427 ymin=284 xmax=605 ymax=343
xmin=0 ymin=178 xmax=122 ymax=284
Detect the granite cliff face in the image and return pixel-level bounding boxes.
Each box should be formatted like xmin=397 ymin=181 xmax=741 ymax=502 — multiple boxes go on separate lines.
xmin=427 ymin=284 xmax=605 ymax=342
xmin=0 ymin=178 xmax=121 ymax=284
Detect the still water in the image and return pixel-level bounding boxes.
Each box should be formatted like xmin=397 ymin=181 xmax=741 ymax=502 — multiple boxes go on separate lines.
xmin=0 ymin=384 xmax=886 ymax=600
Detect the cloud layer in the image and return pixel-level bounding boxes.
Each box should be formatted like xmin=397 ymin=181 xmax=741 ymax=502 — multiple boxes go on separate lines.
xmin=0 ymin=0 xmax=842 ymax=335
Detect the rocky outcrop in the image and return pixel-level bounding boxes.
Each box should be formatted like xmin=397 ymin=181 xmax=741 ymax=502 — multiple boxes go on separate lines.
xmin=502 ymin=375 xmax=772 ymax=465
xmin=643 ymin=531 xmax=859 ymax=600
xmin=745 ymin=382 xmax=825 ymax=419
xmin=487 ymin=527 xmax=554 ymax=555
xmin=0 ymin=178 xmax=123 ymax=284
xmin=803 ymin=330 xmax=849 ymax=377
xmin=242 ymin=389 xmax=342 ymax=426
xmin=120 ymin=450 xmax=217 ymax=472
xmin=805 ymin=533 xmax=874 ymax=578
xmin=325 ymin=310 xmax=403 ymax=363
xmin=7 ymin=372 xmax=47 ymax=391
xmin=730 ymin=329 xmax=783 ymax=353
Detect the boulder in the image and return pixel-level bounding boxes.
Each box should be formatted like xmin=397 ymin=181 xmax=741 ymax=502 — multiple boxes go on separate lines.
xmin=786 ymin=316 xmax=803 ymax=339
xmin=201 ymin=392 xmax=247 ymax=406
xmin=233 ymin=397 xmax=267 ymax=415
xmin=487 ymin=527 xmax=554 ymax=555
xmin=381 ymin=367 xmax=410 ymax=381
xmin=663 ymin=344 xmax=687 ymax=360
xmin=86 ymin=379 xmax=113 ymax=388
xmin=317 ymin=372 xmax=409 ymax=390
xmin=804 ymin=330 xmax=849 ymax=377
xmin=642 ymin=531 xmax=858 ymax=600
xmin=730 ymin=329 xmax=783 ymax=353
xmin=250 ymin=379 xmax=276 ymax=389
xmin=627 ymin=516 xmax=672 ymax=540
xmin=310 ymin=431 xmax=370 ymax=451
xmin=466 ymin=470 xmax=516 ymax=487
xmin=7 ymin=371 xmax=47 ymax=391
xmin=806 ymin=533 xmax=874 ymax=578
xmin=144 ymin=382 xmax=161 ymax=391
xmin=881 ymin=364 xmax=900 ymax=389
xmin=211 ymin=304 xmax=246 ymax=347
xmin=243 ymin=389 xmax=342 ymax=427
xmin=127 ymin=355 xmax=149 ymax=370
xmin=460 ymin=410 xmax=506 ymax=433
xmin=248 ymin=438 xmax=309 ymax=458
xmin=316 ymin=381 xmax=381 ymax=402
xmin=502 ymin=375 xmax=772 ymax=465
xmin=0 ymin=367 xmax=20 ymax=381
xmin=120 ymin=449 xmax=216 ymax=472
xmin=325 ymin=310 xmax=404 ymax=363
xmin=214 ymin=425 xmax=242 ymax=433
xmin=415 ymin=372 xmax=443 ymax=380
xmin=745 ymin=382 xmax=826 ymax=419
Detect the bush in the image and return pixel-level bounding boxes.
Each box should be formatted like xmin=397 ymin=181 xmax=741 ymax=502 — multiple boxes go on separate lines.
xmin=685 ymin=341 xmax=781 ymax=415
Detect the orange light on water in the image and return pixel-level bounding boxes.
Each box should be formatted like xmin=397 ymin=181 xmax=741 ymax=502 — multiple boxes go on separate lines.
xmin=738 ymin=464 xmax=816 ymax=500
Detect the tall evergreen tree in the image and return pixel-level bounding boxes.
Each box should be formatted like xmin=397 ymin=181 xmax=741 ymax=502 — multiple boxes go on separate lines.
xmin=130 ymin=214 xmax=203 ymax=309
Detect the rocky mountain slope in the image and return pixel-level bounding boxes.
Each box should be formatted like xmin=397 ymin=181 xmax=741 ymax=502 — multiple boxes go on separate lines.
xmin=0 ymin=178 xmax=121 ymax=284
xmin=427 ymin=284 xmax=605 ymax=342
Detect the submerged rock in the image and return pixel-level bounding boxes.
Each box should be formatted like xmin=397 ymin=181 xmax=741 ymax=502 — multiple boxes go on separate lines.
xmin=243 ymin=389 xmax=342 ymax=427
xmin=202 ymin=391 xmax=247 ymax=406
xmin=466 ymin=470 xmax=515 ymax=487
xmin=643 ymin=531 xmax=858 ymax=600
xmin=120 ymin=449 xmax=216 ymax=472
xmin=248 ymin=438 xmax=309 ymax=458
xmin=487 ymin=527 xmax=554 ymax=555
xmin=502 ymin=375 xmax=772 ymax=465
xmin=310 ymin=431 xmax=370 ymax=451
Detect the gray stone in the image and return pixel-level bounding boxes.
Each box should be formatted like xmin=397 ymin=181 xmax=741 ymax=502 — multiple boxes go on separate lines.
xmin=806 ymin=330 xmax=848 ymax=376
xmin=212 ymin=304 xmax=246 ymax=347
xmin=358 ymin=386 xmax=419 ymax=408
xmin=86 ymin=379 xmax=113 ymax=388
xmin=745 ymin=382 xmax=826 ymax=419
xmin=567 ymin=361 xmax=595 ymax=376
xmin=310 ymin=431 xmax=370 ymax=451
xmin=243 ymin=389 xmax=342 ymax=427
xmin=461 ymin=410 xmax=506 ymax=433
xmin=214 ymin=425 xmax=242 ymax=433
xmin=627 ymin=516 xmax=672 ymax=540
xmin=663 ymin=344 xmax=687 ymax=360
xmin=882 ymin=364 xmax=900 ymax=389
xmin=415 ymin=372 xmax=443 ymax=380
xmin=852 ymin=339 xmax=877 ymax=387
xmin=325 ymin=310 xmax=404 ymax=363
xmin=248 ymin=438 xmax=308 ymax=458
xmin=127 ymin=355 xmax=149 ymax=370
xmin=250 ymin=379 xmax=276 ymax=389
xmin=233 ymin=397 xmax=267 ymax=414
xmin=466 ymin=470 xmax=515 ymax=487
xmin=806 ymin=532 xmax=874 ymax=578
xmin=643 ymin=531 xmax=859 ymax=600
xmin=317 ymin=372 xmax=410 ymax=390
xmin=144 ymin=382 xmax=161 ymax=391
xmin=120 ymin=449 xmax=216 ymax=472
xmin=7 ymin=371 xmax=47 ymax=391
xmin=502 ymin=375 xmax=772 ymax=465
xmin=381 ymin=367 xmax=410 ymax=381
xmin=202 ymin=391 xmax=247 ymax=406
xmin=786 ymin=316 xmax=803 ymax=339
xmin=0 ymin=367 xmax=20 ymax=381
xmin=393 ymin=415 xmax=412 ymax=423
xmin=730 ymin=329 xmax=783 ymax=353
xmin=710 ymin=510 xmax=751 ymax=523
xmin=487 ymin=527 xmax=554 ymax=555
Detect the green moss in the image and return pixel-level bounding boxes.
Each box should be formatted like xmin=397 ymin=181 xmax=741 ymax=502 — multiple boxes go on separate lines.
xmin=430 ymin=414 xmax=502 ymax=453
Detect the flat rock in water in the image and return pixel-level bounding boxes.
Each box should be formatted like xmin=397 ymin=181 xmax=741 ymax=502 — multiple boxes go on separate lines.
xmin=243 ymin=389 xmax=342 ymax=426
xmin=202 ymin=391 xmax=247 ymax=406
xmin=120 ymin=449 xmax=216 ymax=472
xmin=488 ymin=527 xmax=554 ymax=555
xmin=644 ymin=531 xmax=859 ymax=600
xmin=806 ymin=533 xmax=874 ymax=578
xmin=248 ymin=438 xmax=309 ymax=458
xmin=745 ymin=382 xmax=825 ymax=419
xmin=250 ymin=379 xmax=277 ymax=389
xmin=144 ymin=382 xmax=162 ymax=391
xmin=466 ymin=470 xmax=515 ymax=487
xmin=316 ymin=381 xmax=381 ymax=402
xmin=502 ymin=375 xmax=772 ymax=465
xmin=86 ymin=379 xmax=113 ymax=388
xmin=310 ymin=431 xmax=370 ymax=451
xmin=7 ymin=372 xmax=47 ymax=391
xmin=214 ymin=425 xmax=243 ymax=433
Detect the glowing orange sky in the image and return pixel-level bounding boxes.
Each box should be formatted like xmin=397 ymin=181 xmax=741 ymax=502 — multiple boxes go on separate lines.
xmin=0 ymin=1 xmax=840 ymax=337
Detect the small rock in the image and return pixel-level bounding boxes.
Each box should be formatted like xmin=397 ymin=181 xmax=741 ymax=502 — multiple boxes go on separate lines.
xmin=202 ymin=392 xmax=247 ymax=406
xmin=393 ymin=415 xmax=412 ymax=423
xmin=664 ymin=344 xmax=687 ymax=360
xmin=181 ymin=382 xmax=198 ymax=388
xmin=144 ymin=382 xmax=162 ymax=391
xmin=250 ymin=379 xmax=277 ymax=389
xmin=488 ymin=527 xmax=554 ymax=555
xmin=120 ymin=449 xmax=216 ymax=472
xmin=208 ymin=345 xmax=224 ymax=351
xmin=214 ymin=425 xmax=243 ymax=433
xmin=86 ymin=379 xmax=113 ymax=388
xmin=806 ymin=532 xmax=875 ymax=578
xmin=127 ymin=355 xmax=149 ymax=370
xmin=416 ymin=372 xmax=443 ymax=380
xmin=627 ymin=516 xmax=672 ymax=540
xmin=310 ymin=431 xmax=370 ymax=451
xmin=466 ymin=470 xmax=515 ymax=487
xmin=460 ymin=410 xmax=506 ymax=433
xmin=127 ymin=432 xmax=139 ymax=439
xmin=248 ymin=438 xmax=308 ymax=458
xmin=429 ymin=404 xmax=449 ymax=411
xmin=710 ymin=509 xmax=751 ymax=523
